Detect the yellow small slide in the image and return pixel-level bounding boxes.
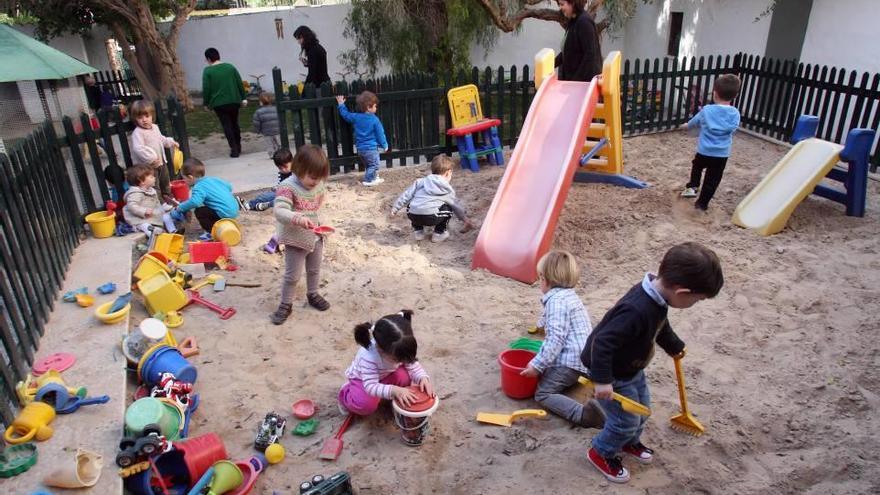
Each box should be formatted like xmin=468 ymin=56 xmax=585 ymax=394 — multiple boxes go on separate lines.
xmin=732 ymin=138 xmax=844 ymax=236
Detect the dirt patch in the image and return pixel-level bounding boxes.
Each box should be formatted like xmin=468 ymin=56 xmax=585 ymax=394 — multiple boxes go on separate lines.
xmin=129 ymin=131 xmax=880 ymax=494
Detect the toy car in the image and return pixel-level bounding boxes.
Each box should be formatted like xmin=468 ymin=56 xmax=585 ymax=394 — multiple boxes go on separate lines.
xmin=115 ymin=424 xmax=170 ymax=468
xmin=254 ymin=412 xmax=286 ymax=452
xmin=300 ymin=471 xmax=353 ymax=495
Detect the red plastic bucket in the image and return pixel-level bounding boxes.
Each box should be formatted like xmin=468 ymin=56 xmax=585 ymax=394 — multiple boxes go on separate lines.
xmin=498 ymin=349 xmax=538 ymax=399
xmin=171 ymin=180 xmax=190 ymax=201
xmin=175 ymin=432 xmax=228 ymax=486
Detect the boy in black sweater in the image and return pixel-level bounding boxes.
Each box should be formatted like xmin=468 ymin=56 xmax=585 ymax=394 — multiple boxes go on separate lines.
xmin=582 ymin=242 xmax=723 ymax=483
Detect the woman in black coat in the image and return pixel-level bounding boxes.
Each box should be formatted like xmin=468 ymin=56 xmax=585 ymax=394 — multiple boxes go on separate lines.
xmin=555 ymin=0 xmax=603 ymax=82
xmin=294 ymin=26 xmax=331 ymax=86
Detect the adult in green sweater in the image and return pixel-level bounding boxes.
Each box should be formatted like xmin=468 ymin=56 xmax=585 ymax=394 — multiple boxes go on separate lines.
xmin=202 ymin=47 xmax=247 ymax=157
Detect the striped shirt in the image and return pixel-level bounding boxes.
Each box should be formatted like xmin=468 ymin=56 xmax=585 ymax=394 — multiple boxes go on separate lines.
xmin=344 ymin=341 xmax=428 ymax=399
xmin=530 ymin=287 xmax=592 ymax=374
xmin=273 ymin=175 xmax=326 ymax=251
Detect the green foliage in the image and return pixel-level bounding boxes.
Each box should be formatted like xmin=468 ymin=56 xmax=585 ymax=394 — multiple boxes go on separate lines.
xmin=18 ymin=0 xmax=179 ymax=40
xmin=0 ymin=12 xmax=38 ymax=25
xmin=340 ymin=0 xmax=498 ymax=81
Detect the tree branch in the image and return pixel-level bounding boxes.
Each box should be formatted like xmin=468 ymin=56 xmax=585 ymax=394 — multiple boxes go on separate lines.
xmin=167 ymin=0 xmax=196 ymax=49
xmin=90 ymin=0 xmax=140 ymax=28
xmin=475 ymin=0 xmax=565 ymax=32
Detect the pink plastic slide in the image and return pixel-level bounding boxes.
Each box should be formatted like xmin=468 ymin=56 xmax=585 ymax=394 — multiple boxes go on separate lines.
xmin=471 ymin=74 xmax=599 ymax=283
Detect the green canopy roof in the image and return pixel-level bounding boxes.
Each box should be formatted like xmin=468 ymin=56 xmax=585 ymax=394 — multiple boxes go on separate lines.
xmin=0 ymin=24 xmax=97 ymax=83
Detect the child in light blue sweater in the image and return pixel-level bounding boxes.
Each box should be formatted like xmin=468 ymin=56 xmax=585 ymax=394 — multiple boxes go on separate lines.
xmin=173 ymin=158 xmax=238 ymax=240
xmin=336 ymin=91 xmax=388 ymax=186
xmin=680 ymin=74 xmax=741 ymax=211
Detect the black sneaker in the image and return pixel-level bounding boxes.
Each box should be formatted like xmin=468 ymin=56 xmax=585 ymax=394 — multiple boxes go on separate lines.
xmin=236 ymin=196 xmax=251 ymax=211
xmin=270 ymin=303 xmax=292 ymax=325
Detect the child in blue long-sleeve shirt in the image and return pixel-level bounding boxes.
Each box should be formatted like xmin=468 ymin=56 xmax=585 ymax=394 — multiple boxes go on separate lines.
xmin=679 ymin=74 xmax=741 ymax=211
xmin=173 ymin=158 xmax=238 ymax=240
xmin=336 ymin=91 xmax=388 ymax=186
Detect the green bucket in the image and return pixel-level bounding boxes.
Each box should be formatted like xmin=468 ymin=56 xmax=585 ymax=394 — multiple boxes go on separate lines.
xmin=124 ymin=397 xmax=183 ymax=440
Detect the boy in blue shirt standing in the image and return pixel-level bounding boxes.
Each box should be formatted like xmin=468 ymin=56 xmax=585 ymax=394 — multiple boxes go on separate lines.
xmin=680 ymin=74 xmax=741 ymax=211
xmin=336 ymin=91 xmax=388 ymax=186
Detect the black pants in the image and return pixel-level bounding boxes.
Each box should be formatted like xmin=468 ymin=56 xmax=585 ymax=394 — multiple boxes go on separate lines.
xmin=687 ymin=153 xmax=728 ymax=210
xmin=407 ymin=205 xmax=453 ymax=233
xmin=214 ymin=103 xmax=241 ymax=155
xmin=194 ymin=206 xmax=221 ymax=233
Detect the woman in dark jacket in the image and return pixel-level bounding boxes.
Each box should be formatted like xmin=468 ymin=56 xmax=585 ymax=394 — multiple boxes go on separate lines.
xmin=293 ymin=26 xmax=331 ymax=86
xmin=555 ymin=0 xmax=603 ymax=82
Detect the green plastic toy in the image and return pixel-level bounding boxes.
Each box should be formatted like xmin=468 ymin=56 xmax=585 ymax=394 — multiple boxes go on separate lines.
xmin=509 ymin=337 xmax=543 ymax=353
xmin=0 ymin=443 xmax=38 ymax=478
xmin=293 ymin=418 xmax=319 ymax=436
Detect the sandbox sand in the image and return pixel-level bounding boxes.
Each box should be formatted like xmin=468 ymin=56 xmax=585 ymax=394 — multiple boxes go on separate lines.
xmin=134 ymin=131 xmax=880 ymax=494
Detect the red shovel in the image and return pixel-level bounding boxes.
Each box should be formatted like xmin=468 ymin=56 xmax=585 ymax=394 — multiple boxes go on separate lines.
xmin=318 ymin=414 xmax=353 ymax=461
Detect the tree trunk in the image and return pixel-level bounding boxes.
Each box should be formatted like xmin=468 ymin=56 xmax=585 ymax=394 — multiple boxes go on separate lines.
xmin=97 ymin=0 xmax=195 ymax=109
xmin=475 ymin=0 xmax=612 ymax=38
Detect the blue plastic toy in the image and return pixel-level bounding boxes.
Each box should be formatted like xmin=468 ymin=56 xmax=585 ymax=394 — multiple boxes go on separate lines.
xmin=97 ymin=282 xmax=117 ymax=294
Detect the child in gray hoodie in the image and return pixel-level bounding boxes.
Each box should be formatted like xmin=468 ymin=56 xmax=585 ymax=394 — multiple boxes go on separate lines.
xmin=391 ymin=154 xmax=474 ymax=242
xmin=253 ymin=92 xmax=281 ymax=157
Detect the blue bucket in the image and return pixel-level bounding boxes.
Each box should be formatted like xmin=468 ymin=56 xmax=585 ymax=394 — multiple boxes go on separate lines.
xmin=142 ymin=345 xmax=197 ymax=387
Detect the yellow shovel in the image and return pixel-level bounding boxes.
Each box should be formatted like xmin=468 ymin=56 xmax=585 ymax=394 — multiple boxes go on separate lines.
xmin=476 ymin=409 xmax=547 ymax=427
xmin=578 ymin=377 xmax=651 ymax=417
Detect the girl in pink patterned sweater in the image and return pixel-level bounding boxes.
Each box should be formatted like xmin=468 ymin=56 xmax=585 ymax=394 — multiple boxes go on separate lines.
xmin=338 ymin=310 xmax=434 ymax=416
xmin=130 ymin=99 xmax=178 ymax=201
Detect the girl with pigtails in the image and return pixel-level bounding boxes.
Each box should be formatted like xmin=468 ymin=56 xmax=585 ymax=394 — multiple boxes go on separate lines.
xmin=338 ymin=310 xmax=434 ymax=416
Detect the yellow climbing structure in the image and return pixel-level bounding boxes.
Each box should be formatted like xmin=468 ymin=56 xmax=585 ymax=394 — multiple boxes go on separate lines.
xmin=581 ymin=51 xmax=623 ymax=176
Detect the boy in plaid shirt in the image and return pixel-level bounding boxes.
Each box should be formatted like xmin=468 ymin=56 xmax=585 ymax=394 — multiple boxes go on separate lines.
xmin=521 ymin=250 xmax=604 ymax=428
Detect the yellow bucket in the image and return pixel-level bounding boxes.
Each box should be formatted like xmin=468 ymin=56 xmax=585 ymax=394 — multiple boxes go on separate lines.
xmin=150 ymin=233 xmax=185 ymax=261
xmin=84 ymin=211 xmax=115 ymax=239
xmin=133 ymin=253 xmax=173 ymax=281
xmin=211 ymin=218 xmax=241 ymax=246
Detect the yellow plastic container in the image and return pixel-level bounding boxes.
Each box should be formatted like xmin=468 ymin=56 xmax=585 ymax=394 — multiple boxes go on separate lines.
xmin=84 ymin=211 xmax=115 ymax=239
xmin=94 ymin=300 xmax=131 ymax=324
xmin=211 ymin=218 xmax=241 ymax=246
xmin=137 ymin=271 xmax=189 ymax=315
xmin=150 ymin=234 xmax=185 ymax=262
xmin=133 ymin=253 xmax=173 ymax=281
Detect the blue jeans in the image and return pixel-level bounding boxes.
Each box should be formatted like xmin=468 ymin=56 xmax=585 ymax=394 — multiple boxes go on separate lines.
xmin=359 ymin=148 xmax=381 ymax=182
xmin=591 ymin=370 xmax=650 ymax=458
xmin=248 ymin=190 xmax=276 ymax=209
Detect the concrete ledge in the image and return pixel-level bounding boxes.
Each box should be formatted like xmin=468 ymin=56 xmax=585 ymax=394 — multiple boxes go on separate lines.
xmin=5 ymin=234 xmax=133 ymax=494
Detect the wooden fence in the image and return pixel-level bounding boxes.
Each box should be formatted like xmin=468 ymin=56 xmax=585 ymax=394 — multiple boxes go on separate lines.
xmin=0 ymin=97 xmax=188 ymax=425
xmin=272 ymin=66 xmax=535 ymax=173
xmin=92 ymin=69 xmax=143 ymax=106
xmin=274 ymin=53 xmax=879 ymax=173
xmin=0 ymin=123 xmax=82 ymax=425
xmin=61 ymin=96 xmax=189 ymax=214
xmin=619 ymin=53 xmax=880 ymax=169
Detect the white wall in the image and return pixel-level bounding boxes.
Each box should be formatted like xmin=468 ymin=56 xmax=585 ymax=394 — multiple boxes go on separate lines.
xmin=175 ymin=5 xmax=355 ymax=91
xmin=621 ymin=0 xmax=771 ymax=61
xmin=801 ymin=0 xmax=880 ymax=74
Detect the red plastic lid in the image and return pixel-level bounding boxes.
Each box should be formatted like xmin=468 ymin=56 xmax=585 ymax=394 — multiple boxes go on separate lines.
xmin=32 ymin=352 xmax=76 ymax=375
xmin=292 ymin=399 xmax=316 ymax=419
xmin=394 ymin=385 xmax=435 ymax=413
xmin=312 ymin=225 xmax=335 ymax=235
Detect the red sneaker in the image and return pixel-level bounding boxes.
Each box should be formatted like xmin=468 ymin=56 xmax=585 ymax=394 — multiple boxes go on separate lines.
xmin=622 ymin=442 xmax=654 ymax=464
xmin=587 ymin=447 xmax=630 ymax=483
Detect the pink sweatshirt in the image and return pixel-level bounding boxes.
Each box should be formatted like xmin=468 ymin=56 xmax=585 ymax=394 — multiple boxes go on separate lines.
xmin=130 ymin=125 xmax=176 ymax=167
xmin=344 ymin=342 xmax=428 ymax=399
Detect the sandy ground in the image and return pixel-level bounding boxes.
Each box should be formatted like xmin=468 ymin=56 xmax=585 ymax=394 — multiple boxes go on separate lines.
xmin=127 ymin=131 xmax=880 ymax=494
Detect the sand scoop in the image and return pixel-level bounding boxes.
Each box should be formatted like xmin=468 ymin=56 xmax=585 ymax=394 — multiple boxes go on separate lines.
xmin=476 ymin=409 xmax=547 ymax=427
xmin=670 ymin=356 xmax=705 ymax=436
xmin=577 ymin=377 xmax=651 ymax=417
